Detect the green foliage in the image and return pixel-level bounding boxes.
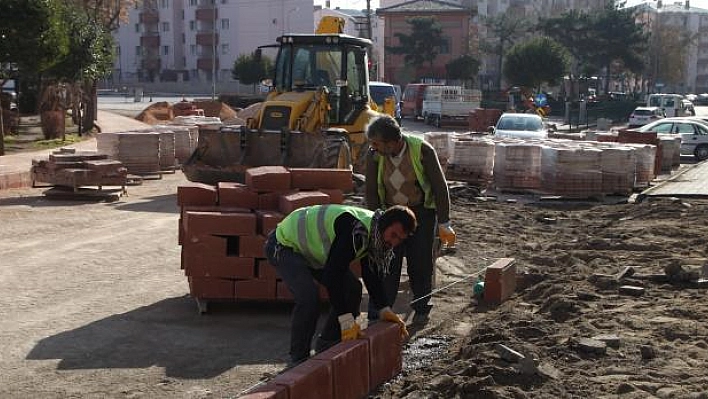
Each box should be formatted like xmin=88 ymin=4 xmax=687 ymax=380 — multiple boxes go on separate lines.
xmin=445 ymin=55 xmax=481 ymax=84
xmin=503 ymin=37 xmax=570 ymax=89
xmin=387 ymin=16 xmax=447 ymax=75
xmin=231 ymin=52 xmax=273 ymax=86
xmin=481 ymin=12 xmax=532 ymax=89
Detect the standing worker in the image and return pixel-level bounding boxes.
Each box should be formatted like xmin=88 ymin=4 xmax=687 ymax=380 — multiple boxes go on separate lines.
xmin=364 ymin=115 xmax=455 ymax=323
xmin=264 ymin=204 xmax=416 ymax=366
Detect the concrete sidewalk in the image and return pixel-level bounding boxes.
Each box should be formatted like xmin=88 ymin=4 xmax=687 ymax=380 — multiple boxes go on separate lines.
xmin=0 ymin=110 xmax=150 ymax=190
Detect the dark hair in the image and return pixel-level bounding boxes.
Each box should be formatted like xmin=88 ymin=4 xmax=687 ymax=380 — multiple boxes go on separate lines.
xmin=379 ymin=205 xmax=417 ymax=235
xmin=365 ymin=115 xmax=402 ymax=142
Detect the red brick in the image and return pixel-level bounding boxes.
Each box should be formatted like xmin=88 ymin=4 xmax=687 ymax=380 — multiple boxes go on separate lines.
xmin=256 ymin=210 xmax=285 ymax=235
xmin=258 ymin=192 xmax=282 ymax=211
xmin=483 ymin=258 xmax=517 ymax=304
xmin=180 ymin=207 xmax=251 ymax=245
xmin=257 ymin=259 xmax=280 ymax=280
xmin=183 ymin=248 xmax=255 ymax=278
xmin=278 ymin=191 xmax=331 ymax=215
xmin=178 ymin=218 xmax=184 ymax=245
xmin=183 ymin=211 xmax=257 ymax=238
xmin=217 ymin=182 xmax=259 ymax=209
xmin=312 ymin=340 xmax=370 ymax=399
xmin=188 ymin=276 xmax=234 ymax=299
xmin=364 ymin=322 xmax=403 ymax=389
xmin=239 ymin=383 xmax=288 ymax=399
xmin=289 ymin=168 xmax=353 ymax=192
xmin=177 ymin=183 xmax=218 ymax=206
xmin=273 ymin=359 xmax=333 ymax=399
xmin=245 ymin=166 xmax=292 ymax=192
xmin=319 ymin=188 xmax=344 ymax=204
xmin=235 ymin=279 xmax=277 ymax=300
xmin=239 ymin=235 xmax=266 ymax=258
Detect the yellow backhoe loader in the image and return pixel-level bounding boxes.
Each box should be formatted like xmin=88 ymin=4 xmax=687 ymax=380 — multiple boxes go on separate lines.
xmin=182 ymin=17 xmax=389 ymax=184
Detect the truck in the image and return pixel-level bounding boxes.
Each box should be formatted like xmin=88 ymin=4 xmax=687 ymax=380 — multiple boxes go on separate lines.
xmin=182 ymin=17 xmax=385 ymax=184
xmin=421 ymin=86 xmax=481 ymax=127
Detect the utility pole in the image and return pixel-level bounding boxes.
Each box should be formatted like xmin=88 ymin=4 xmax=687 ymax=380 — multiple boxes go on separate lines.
xmin=366 ymin=0 xmax=372 ymax=40
xmin=212 ymin=4 xmax=217 ymax=101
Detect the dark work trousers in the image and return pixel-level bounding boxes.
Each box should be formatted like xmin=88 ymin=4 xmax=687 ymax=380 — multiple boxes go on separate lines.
xmin=264 ymin=231 xmax=362 ymax=363
xmin=368 ymin=206 xmax=437 ymax=318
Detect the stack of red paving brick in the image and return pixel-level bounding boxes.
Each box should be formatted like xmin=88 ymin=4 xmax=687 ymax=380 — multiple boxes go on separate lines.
xmin=178 ymin=166 xmax=355 ymax=303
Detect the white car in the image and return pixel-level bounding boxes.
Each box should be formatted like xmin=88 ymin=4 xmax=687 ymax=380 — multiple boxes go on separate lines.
xmin=628 ymin=106 xmax=664 ymax=128
xmin=635 ymin=117 xmax=708 ymax=161
xmin=490 ymin=113 xmax=549 ymax=140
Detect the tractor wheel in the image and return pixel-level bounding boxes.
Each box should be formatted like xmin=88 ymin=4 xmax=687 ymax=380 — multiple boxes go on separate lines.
xmin=321 ymin=136 xmax=352 ymax=169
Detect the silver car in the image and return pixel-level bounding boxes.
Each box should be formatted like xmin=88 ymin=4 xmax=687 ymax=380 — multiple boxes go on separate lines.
xmin=490 ymin=113 xmax=549 ymax=140
xmin=635 ymin=117 xmax=708 ymax=161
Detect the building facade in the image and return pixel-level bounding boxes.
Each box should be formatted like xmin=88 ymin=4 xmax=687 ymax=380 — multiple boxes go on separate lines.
xmin=110 ymin=0 xmax=313 ymax=92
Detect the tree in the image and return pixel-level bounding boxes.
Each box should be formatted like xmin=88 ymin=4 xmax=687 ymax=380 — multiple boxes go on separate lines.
xmin=386 ymin=16 xmax=447 ymax=79
xmin=537 ymin=10 xmax=597 ymax=77
xmin=648 ymin=21 xmax=698 ymax=91
xmin=503 ymin=37 xmax=570 ymax=91
xmin=445 ymin=55 xmax=480 ymax=88
xmin=231 ymin=52 xmax=273 ymax=91
xmin=480 ymin=12 xmax=532 ymax=90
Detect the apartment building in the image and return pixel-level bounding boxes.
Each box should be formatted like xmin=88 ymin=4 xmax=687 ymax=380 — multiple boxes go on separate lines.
xmin=111 ymin=0 xmax=313 ymax=90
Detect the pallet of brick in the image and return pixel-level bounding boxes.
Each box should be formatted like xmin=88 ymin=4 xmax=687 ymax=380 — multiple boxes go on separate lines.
xmin=599 ymin=145 xmax=636 ymax=195
xmin=541 ymin=145 xmax=603 ymax=198
xmin=493 ymin=142 xmax=543 ymax=192
xmin=658 ymin=136 xmax=680 ymax=173
xmin=445 ymin=136 xmax=494 ymax=186
xmin=97 ymin=132 xmax=161 ymax=176
xmin=423 ymin=131 xmax=455 ymax=167
xmin=624 ymin=143 xmax=656 ymax=188
xmin=154 ymin=124 xmax=194 ymax=164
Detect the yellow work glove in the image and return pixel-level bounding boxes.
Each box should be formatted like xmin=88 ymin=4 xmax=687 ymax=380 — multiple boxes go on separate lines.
xmin=438 ymin=222 xmax=457 ymax=249
xmin=379 ymin=307 xmax=409 ymax=341
xmin=338 ymin=313 xmax=364 ymax=341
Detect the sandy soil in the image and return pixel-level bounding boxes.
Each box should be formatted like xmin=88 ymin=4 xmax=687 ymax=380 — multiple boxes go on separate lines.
xmin=1 ymin=171 xmax=708 ymax=398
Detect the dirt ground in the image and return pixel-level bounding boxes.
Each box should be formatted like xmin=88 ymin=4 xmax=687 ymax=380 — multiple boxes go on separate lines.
xmin=1 ymin=169 xmax=708 ymax=398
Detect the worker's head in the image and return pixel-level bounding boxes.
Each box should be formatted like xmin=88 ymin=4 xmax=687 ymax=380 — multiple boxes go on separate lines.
xmin=366 ymin=115 xmax=403 ymax=157
xmin=378 ymin=205 xmax=417 ymax=248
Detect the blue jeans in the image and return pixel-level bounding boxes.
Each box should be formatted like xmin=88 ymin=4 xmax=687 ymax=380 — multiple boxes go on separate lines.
xmin=265 ymin=232 xmax=362 ymax=363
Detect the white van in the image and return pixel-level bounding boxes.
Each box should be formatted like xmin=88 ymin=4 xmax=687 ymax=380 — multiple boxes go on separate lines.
xmin=647 ymin=94 xmax=689 ymax=117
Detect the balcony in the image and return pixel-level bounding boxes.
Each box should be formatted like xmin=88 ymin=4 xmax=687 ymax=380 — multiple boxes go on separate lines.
xmin=197 ymin=57 xmax=219 ymax=70
xmin=141 ymin=33 xmax=160 ymax=48
xmin=141 ymin=57 xmax=161 ymax=71
xmin=196 ymin=32 xmax=219 ymax=46
xmin=196 ymin=8 xmax=217 ymax=21
xmin=140 ymin=10 xmax=159 ymax=25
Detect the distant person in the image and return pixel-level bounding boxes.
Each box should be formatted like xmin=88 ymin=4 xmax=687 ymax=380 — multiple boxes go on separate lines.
xmin=264 ymin=204 xmax=416 ymax=366
xmin=364 ymin=114 xmax=455 ymax=323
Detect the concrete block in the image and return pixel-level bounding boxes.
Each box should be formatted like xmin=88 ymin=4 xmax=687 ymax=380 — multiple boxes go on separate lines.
xmin=363 ymin=322 xmax=403 ymax=389
xmin=239 ymin=235 xmax=267 ymax=258
xmin=188 ymin=276 xmax=234 ymax=299
xmin=246 ymin=166 xmax=292 ymax=192
xmin=177 ymin=182 xmax=218 ymax=206
xmin=183 ymin=210 xmax=257 ymax=237
xmin=289 ymin=168 xmax=353 ymax=191
xmin=273 ymin=358 xmax=333 ymax=399
xmin=484 ymin=258 xmax=516 ymax=304
xmin=217 ymin=182 xmax=259 ymax=209
xmin=312 ymin=340 xmax=371 ymax=399
xmin=256 ymin=210 xmax=285 ymax=235
xmin=235 ymin=279 xmax=277 ymax=300
xmin=279 ymin=191 xmax=331 ymax=215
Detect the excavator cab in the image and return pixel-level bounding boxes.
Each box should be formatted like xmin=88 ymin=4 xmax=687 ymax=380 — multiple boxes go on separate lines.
xmin=182 ymin=17 xmax=382 ymax=184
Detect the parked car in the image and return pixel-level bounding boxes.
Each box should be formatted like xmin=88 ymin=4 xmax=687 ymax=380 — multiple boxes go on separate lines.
xmin=369 ymin=81 xmax=401 ymax=124
xmin=635 ymin=117 xmax=708 ymax=161
xmin=489 ymin=113 xmax=549 ymax=140
xmin=628 ymin=106 xmax=665 ymax=128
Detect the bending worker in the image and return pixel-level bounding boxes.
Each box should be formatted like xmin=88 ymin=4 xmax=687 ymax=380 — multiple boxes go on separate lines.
xmin=264 ymin=204 xmax=416 ymax=366
xmin=364 ymin=115 xmax=455 ymax=323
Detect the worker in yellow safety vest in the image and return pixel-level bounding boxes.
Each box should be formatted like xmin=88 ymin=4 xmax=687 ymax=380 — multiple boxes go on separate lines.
xmin=264 ymin=204 xmax=417 ymax=366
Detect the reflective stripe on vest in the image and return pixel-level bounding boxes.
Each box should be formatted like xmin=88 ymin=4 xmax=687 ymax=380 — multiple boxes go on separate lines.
xmin=276 ymin=204 xmax=373 ymax=268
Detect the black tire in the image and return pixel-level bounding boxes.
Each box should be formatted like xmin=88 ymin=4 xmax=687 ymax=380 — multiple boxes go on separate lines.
xmin=695 ymin=144 xmax=708 ymax=161
xmin=434 ymin=115 xmax=441 ymax=128
xmin=321 ymin=136 xmax=352 ymax=169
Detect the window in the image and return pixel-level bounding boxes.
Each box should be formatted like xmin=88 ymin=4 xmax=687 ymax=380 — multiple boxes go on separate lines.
xmin=136 ymin=46 xmax=142 ymax=56
xmin=162 ymin=22 xmax=170 ymax=32
xmin=221 ymin=19 xmax=229 ymax=30
xmin=221 ymin=43 xmax=229 ymax=55
xmin=189 ymin=0 xmax=197 ymax=5
xmin=163 ymin=45 xmax=170 ymax=56
xmin=160 ymin=0 xmax=169 ymax=8
xmin=190 ymin=20 xmax=196 ymax=31
xmin=135 ymin=23 xmax=140 ymax=33
xmin=190 ymin=45 xmax=197 ymax=55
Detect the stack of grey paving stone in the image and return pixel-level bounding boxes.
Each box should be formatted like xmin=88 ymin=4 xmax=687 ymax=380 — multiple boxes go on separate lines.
xmin=97 ymin=131 xmax=161 ymax=175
